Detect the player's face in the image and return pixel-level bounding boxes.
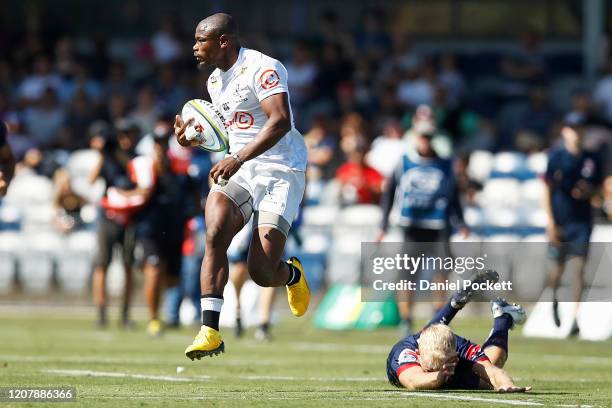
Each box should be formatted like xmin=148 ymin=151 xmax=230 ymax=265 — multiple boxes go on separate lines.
xmin=193 ymin=26 xmax=221 ymax=69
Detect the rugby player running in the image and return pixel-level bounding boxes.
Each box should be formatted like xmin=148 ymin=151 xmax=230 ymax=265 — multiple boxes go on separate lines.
xmin=175 ymin=13 xmax=309 ymax=360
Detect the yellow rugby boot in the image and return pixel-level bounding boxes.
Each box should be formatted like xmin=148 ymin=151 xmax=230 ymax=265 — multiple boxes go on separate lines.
xmin=286 ymin=257 xmax=310 ymax=317
xmin=146 ymin=319 xmax=163 ymax=337
xmin=185 ymin=326 xmax=225 ymax=360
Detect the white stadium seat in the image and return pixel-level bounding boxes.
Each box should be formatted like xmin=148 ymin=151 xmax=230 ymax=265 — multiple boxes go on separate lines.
xmin=520 ymin=178 xmax=545 ymax=207
xmin=339 ymin=205 xmax=382 ymax=227
xmin=18 ymin=231 xmax=64 ymax=293
xmin=484 ymin=207 xmax=520 ymax=227
xmin=302 ymin=233 xmax=331 ymax=254
xmin=518 ymin=207 xmax=548 ymax=228
xmin=0 ymin=232 xmax=20 ymax=294
xmin=56 ymin=231 xmax=98 ymax=294
xmin=493 ymin=152 xmax=525 ymax=175
xmin=525 ymin=152 xmax=548 ymax=175
xmin=463 ymin=206 xmax=485 ymax=228
xmin=4 ymin=174 xmax=54 ymax=206
xmin=467 ymin=150 xmax=494 ymax=183
xmin=303 ymin=205 xmax=339 ymax=227
xmin=480 ymin=178 xmax=522 ymax=209
xmin=21 ymin=204 xmax=56 ymax=229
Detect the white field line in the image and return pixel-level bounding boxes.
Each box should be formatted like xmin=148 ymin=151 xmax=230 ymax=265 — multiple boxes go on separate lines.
xmin=402 ymin=392 xmax=543 ymax=406
xmin=402 ymin=392 xmax=595 ymax=408
xmin=36 ymin=374 xmax=601 ymax=408
xmin=43 ymin=369 xmax=381 ymax=383
xmin=44 ymin=369 xmax=210 ymax=382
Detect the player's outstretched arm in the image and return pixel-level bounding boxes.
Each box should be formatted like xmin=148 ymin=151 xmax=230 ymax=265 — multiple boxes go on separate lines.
xmin=398 ymin=358 xmax=457 ymax=391
xmin=473 ymin=359 xmax=532 ymax=393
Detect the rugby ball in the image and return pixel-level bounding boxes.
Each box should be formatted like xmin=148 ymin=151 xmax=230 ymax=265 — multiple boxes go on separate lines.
xmin=181 ymin=99 xmax=228 ymax=152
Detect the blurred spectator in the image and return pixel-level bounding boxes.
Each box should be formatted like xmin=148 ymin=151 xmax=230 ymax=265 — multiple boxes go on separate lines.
xmin=23 ymin=87 xmax=65 ymax=149
xmin=378 ymin=127 xmax=467 ymax=335
xmin=304 ymin=115 xmax=337 ymax=182
xmin=314 ymin=43 xmax=353 ymax=108
xmin=514 ymin=87 xmax=558 ymax=152
xmin=437 ymin=54 xmax=465 ymax=109
xmin=154 ymin=64 xmax=187 ymax=113
xmin=374 ymin=34 xmax=416 ymax=98
xmin=543 ymin=112 xmax=603 ymax=335
xmin=54 ymin=37 xmax=77 ymax=78
xmin=151 ymin=15 xmax=182 ymax=64
xmin=104 ymin=61 xmax=132 ymax=99
xmin=106 ymin=93 xmax=131 ymax=124
xmin=396 ymin=61 xmax=434 ymax=109
xmin=89 ymin=118 xmax=139 ymax=328
xmin=17 ymin=55 xmax=63 ymax=105
xmin=286 ymin=41 xmax=318 ymax=106
xmin=4 ymin=113 xmax=36 ymax=162
xmin=366 ymin=118 xmax=405 ymax=178
xmin=374 ymin=86 xmax=403 ymax=125
xmin=314 ymin=10 xmax=355 ymax=57
xmin=355 ymin=8 xmax=391 ymax=62
xmin=52 ymin=168 xmax=86 ymax=234
xmin=286 ymin=41 xmax=318 ymax=128
xmin=59 ymin=88 xmax=97 ymax=150
xmin=593 ymin=57 xmax=612 ymax=123
xmin=335 ymin=133 xmax=383 ymax=205
xmin=132 ymin=124 xmax=201 ymax=336
xmin=60 ymin=62 xmax=103 ymax=105
xmin=499 ymin=31 xmax=547 ymax=97
xmin=130 ymin=84 xmax=161 ymax=135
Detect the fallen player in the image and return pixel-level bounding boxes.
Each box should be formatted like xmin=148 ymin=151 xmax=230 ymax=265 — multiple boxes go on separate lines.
xmin=386 ymin=270 xmax=531 ymax=392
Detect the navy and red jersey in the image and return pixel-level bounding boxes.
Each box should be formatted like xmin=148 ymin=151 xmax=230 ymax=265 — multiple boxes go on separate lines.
xmin=386 ymin=332 xmax=489 ymax=389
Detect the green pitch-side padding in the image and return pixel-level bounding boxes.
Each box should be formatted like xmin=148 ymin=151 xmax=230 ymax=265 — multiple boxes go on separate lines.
xmin=313 ymin=284 xmax=400 ymax=330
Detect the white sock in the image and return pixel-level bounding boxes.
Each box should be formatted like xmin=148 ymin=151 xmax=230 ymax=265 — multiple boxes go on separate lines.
xmin=201 ymin=297 xmax=224 ymax=313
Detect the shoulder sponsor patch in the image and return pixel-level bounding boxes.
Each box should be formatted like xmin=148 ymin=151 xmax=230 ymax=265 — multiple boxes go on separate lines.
xmin=465 ymin=344 xmax=484 ymax=361
xmin=398 ymin=348 xmax=419 ymax=364
xmin=260 ymin=69 xmax=280 ymax=90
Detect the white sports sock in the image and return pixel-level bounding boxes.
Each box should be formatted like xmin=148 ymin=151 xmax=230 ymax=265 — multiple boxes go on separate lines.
xmin=201 ymin=297 xmax=224 ymax=313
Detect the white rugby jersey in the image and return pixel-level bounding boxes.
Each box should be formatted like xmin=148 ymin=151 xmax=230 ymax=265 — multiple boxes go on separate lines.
xmin=207 ymin=47 xmax=307 ymax=171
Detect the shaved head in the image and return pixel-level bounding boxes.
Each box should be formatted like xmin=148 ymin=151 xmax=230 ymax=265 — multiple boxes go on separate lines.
xmin=193 ymin=13 xmax=241 ymax=71
xmin=198 ymin=13 xmax=239 ymax=39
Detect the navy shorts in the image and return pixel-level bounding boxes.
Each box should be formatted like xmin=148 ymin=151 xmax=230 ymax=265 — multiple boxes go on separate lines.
xmin=135 ymin=235 xmax=183 ymax=276
xmin=548 ymin=222 xmax=591 ymax=261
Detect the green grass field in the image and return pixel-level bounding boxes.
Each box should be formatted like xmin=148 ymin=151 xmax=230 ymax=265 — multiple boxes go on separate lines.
xmin=0 ymin=307 xmax=611 ymax=407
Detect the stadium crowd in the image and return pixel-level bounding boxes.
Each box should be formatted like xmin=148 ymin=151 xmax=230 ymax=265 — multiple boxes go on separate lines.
xmin=1 ymin=6 xmax=612 ymax=328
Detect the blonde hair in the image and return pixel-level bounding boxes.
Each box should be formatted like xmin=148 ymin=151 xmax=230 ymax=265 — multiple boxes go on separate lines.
xmin=417 ymin=324 xmax=457 ymax=371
